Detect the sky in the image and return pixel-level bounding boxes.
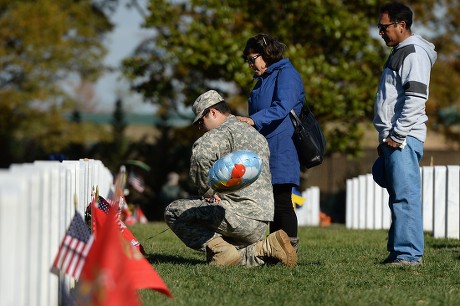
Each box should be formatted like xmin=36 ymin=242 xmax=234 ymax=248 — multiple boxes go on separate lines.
xmin=94 ymin=2 xmax=156 ymax=114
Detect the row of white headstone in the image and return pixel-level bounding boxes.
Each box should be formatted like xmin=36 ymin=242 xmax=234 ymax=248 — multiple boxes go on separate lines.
xmin=0 ymin=158 xmax=321 ymax=306
xmin=0 ymin=159 xmax=113 ymax=306
xmin=346 ymin=165 xmax=460 ymax=239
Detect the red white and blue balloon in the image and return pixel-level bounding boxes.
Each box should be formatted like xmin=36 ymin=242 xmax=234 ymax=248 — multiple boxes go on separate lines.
xmin=208 ymin=150 xmax=263 ymax=192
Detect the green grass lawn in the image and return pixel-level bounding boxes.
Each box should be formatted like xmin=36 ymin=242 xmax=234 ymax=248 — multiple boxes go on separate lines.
xmin=130 ymin=222 xmax=460 ymax=306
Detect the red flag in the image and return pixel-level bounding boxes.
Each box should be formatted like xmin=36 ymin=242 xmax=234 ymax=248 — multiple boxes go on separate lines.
xmin=122 ymin=238 xmax=173 ymax=297
xmin=124 ymin=214 xmax=137 ymax=226
xmin=76 ymin=200 xmax=172 ymax=305
xmin=75 ymin=207 xmax=140 ymax=306
xmin=92 ymin=197 xmax=166 ymax=291
xmin=90 ymin=195 xmax=145 ymax=254
xmin=120 ymin=220 xmax=146 ymax=255
xmin=90 ymin=195 xmax=110 ymax=238
xmin=134 ymin=205 xmax=148 ymax=224
xmin=51 ymin=210 xmax=94 ymax=280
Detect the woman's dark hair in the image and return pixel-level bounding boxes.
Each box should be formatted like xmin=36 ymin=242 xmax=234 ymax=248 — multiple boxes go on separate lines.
xmin=380 ymin=2 xmax=413 ymax=30
xmin=242 ymin=33 xmax=286 ymax=66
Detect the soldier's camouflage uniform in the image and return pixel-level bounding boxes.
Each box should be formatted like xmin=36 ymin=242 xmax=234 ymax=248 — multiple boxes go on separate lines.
xmin=164 ymin=115 xmax=274 ymax=267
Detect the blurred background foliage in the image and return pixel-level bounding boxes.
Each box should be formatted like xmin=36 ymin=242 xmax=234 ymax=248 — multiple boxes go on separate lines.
xmin=0 ymin=0 xmax=459 ymax=219
xmin=0 ymin=0 xmax=116 ymax=166
xmin=122 ymin=0 xmax=460 ymax=154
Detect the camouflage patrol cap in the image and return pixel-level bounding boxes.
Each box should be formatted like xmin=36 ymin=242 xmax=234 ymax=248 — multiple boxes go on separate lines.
xmin=192 ymin=90 xmax=224 ymax=123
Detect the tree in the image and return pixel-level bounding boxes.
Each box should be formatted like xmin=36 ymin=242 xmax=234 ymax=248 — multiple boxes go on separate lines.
xmin=123 ymin=0 xmax=460 ymax=155
xmin=108 ymin=98 xmax=129 ymax=169
xmin=0 ymin=0 xmax=115 ymax=166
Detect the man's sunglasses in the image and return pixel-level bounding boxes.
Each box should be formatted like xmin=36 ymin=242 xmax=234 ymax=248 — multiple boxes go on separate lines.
xmin=378 ymin=21 xmax=399 ymax=32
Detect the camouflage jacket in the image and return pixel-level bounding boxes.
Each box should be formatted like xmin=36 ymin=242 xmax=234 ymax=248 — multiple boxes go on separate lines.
xmin=190 ymin=115 xmax=274 ymax=222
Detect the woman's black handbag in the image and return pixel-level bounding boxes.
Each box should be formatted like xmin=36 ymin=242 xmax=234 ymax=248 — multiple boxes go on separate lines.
xmin=289 ymin=103 xmax=326 ymax=169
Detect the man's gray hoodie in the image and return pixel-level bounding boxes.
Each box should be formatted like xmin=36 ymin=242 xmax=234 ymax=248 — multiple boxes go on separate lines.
xmin=374 ymin=34 xmax=437 ymax=144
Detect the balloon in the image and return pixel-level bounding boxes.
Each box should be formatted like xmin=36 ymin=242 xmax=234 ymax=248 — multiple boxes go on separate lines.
xmin=208 ymin=150 xmax=263 ymax=192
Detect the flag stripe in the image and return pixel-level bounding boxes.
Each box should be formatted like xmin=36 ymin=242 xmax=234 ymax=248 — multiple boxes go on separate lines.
xmin=128 ymin=172 xmax=145 ymax=193
xmin=54 ymin=235 xmax=72 ymax=268
xmin=66 ymin=240 xmax=85 ymax=277
xmin=51 ymin=211 xmax=93 ymax=280
xmin=73 ymin=235 xmax=94 ymax=279
xmin=62 ymin=238 xmax=79 ymax=275
xmin=56 ymin=241 xmax=72 ymax=272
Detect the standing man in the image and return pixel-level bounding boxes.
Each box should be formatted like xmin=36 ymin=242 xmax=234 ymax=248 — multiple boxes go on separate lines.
xmin=164 ymin=90 xmax=297 ymax=267
xmin=374 ymin=2 xmax=437 ymax=266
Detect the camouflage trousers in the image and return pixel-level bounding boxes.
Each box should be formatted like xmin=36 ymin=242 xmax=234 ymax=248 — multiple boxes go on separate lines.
xmin=164 ymin=197 xmax=270 ymax=267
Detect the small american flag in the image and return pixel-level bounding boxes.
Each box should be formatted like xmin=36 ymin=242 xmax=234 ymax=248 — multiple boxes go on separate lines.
xmin=97 ymin=195 xmax=111 ymax=213
xmin=96 ymin=195 xmax=123 ymax=230
xmin=51 ymin=211 xmax=94 ymax=280
xmin=93 ymin=195 xmax=146 ymax=254
xmin=128 ymin=172 xmax=145 ymax=193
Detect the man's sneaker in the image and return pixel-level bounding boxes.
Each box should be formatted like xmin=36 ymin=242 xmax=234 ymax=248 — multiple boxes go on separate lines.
xmin=384 ymin=258 xmax=423 ymax=266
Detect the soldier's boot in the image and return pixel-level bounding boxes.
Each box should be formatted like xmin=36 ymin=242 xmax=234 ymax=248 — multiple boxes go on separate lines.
xmin=254 ymin=230 xmax=297 ymax=267
xmin=206 ymin=237 xmax=242 ymax=266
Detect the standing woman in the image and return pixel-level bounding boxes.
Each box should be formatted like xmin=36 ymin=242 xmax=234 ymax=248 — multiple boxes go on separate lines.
xmin=237 ymin=33 xmax=305 ymax=250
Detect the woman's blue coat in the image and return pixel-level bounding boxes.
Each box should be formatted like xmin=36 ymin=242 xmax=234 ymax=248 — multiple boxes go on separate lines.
xmin=248 ymin=58 xmax=305 ymax=186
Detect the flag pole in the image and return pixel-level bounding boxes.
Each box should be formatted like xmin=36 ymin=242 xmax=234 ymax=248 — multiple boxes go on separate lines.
xmin=92 ymin=186 xmax=100 ymax=235
xmin=73 ymin=193 xmax=78 ymax=211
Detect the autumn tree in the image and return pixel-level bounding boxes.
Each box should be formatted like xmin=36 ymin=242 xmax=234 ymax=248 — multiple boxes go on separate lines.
xmin=123 ymin=0 xmax=460 ymax=155
xmin=0 ymin=0 xmax=116 ymax=166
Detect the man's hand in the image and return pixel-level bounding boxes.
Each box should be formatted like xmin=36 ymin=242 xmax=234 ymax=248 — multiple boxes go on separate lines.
xmin=385 ymin=137 xmax=402 ymax=148
xmin=203 ymin=194 xmax=221 ymax=203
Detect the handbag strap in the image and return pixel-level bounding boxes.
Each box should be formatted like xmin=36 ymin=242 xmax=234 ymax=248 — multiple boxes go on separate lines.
xmin=291 ymin=98 xmax=312 ymax=121
xmin=289 ymin=109 xmax=303 ymax=131
xmin=301 ymin=100 xmax=312 ymax=115
xmin=289 ymin=109 xmax=301 ymax=125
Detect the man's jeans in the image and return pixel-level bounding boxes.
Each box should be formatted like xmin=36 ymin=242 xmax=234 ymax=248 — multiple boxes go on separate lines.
xmin=383 ymin=136 xmax=424 ymax=262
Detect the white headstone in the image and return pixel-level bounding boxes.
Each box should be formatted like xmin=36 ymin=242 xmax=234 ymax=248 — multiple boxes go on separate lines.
xmin=433 ymin=166 xmax=447 ymax=238
xmin=422 ymin=167 xmax=434 ymax=232
xmin=365 ymin=174 xmax=375 ymax=229
xmin=346 ymin=179 xmax=352 ymax=228
xmin=446 ymin=166 xmax=460 ymax=239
